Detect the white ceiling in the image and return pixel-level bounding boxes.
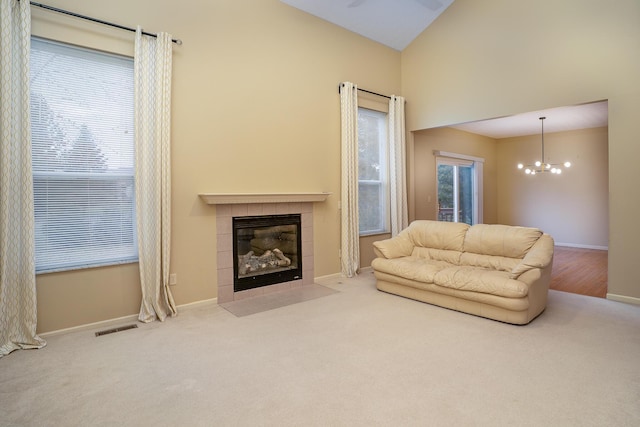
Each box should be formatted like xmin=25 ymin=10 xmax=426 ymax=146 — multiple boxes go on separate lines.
xmin=280 ymin=0 xmax=455 ymax=51
xmin=280 ymin=1 xmax=608 ymax=137
xmin=450 ymin=101 xmax=609 ymax=139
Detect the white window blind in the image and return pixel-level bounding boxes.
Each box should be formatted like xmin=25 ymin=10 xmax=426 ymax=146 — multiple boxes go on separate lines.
xmin=30 ymin=38 xmax=137 ymax=273
xmin=358 ymin=107 xmax=389 ymax=235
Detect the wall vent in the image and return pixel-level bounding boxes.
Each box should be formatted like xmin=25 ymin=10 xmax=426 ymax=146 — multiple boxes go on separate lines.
xmin=95 ymin=324 xmax=138 ymax=337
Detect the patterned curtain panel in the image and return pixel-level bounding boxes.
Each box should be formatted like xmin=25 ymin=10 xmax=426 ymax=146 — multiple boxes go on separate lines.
xmin=0 ymin=0 xmax=46 ymax=357
xmin=339 ymin=82 xmax=360 ymax=277
xmin=134 ymin=27 xmax=176 ymax=322
xmin=389 ymin=95 xmax=408 ymax=236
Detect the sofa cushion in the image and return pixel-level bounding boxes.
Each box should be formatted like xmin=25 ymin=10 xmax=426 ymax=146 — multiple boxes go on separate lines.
xmin=408 ymin=220 xmax=469 ymax=252
xmin=412 ymin=247 xmax=463 ymax=264
xmin=463 ymin=224 xmax=542 ymax=259
xmin=459 ymin=252 xmax=520 ymax=273
xmin=371 ymin=257 xmax=453 ymax=283
xmin=434 ymin=266 xmax=529 ymax=298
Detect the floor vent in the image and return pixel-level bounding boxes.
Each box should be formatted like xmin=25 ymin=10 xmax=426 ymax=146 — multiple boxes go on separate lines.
xmin=95 ymin=324 xmax=138 ymax=337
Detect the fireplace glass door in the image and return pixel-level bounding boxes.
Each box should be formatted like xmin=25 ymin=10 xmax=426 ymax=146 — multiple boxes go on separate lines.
xmin=232 ymin=214 xmax=302 ymax=292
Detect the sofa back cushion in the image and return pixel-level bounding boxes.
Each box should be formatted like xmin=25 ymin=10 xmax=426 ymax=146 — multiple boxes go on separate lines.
xmin=408 ymin=220 xmax=469 ymax=252
xmin=459 ymin=252 xmax=520 ymax=273
xmin=463 ymin=224 xmax=542 ymax=259
xmin=412 ymin=247 xmax=462 ymax=264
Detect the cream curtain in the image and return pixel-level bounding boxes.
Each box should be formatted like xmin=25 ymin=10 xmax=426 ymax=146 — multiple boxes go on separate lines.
xmin=339 ymin=82 xmax=360 ymax=277
xmin=388 ymin=95 xmax=408 ymax=236
xmin=0 ymin=0 xmax=46 ymax=357
xmin=134 ymin=27 xmax=176 ymax=322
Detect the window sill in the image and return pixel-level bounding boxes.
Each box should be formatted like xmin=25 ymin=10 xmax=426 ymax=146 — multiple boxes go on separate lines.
xmin=359 ymin=231 xmax=390 ymax=238
xmin=36 ymin=258 xmax=139 ymax=275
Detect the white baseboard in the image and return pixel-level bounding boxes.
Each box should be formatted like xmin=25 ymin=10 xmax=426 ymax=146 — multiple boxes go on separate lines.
xmin=314 ymin=272 xmax=343 ymax=282
xmin=555 ymin=242 xmax=608 ymax=250
xmin=40 ymin=297 xmax=218 ymax=338
xmin=314 ymin=268 xmax=372 ymax=282
xmin=606 ymin=293 xmax=640 ymax=306
xmin=177 ymin=297 xmax=218 ymax=310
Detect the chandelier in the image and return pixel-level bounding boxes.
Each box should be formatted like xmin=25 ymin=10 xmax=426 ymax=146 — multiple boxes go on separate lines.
xmin=517 ymin=117 xmax=571 ymax=175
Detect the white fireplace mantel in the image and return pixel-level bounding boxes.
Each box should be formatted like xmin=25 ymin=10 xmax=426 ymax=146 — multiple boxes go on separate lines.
xmin=198 ymin=192 xmax=331 ymax=205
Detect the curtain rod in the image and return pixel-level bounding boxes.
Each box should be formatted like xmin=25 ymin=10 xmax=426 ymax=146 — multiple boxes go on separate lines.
xmin=29 ymin=1 xmax=183 ymax=45
xmin=357 ymin=88 xmax=391 ymax=99
xmin=339 ymin=83 xmax=391 ymax=100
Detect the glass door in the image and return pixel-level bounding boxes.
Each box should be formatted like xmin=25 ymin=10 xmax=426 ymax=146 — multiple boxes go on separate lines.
xmin=437 ymin=159 xmax=474 ymax=225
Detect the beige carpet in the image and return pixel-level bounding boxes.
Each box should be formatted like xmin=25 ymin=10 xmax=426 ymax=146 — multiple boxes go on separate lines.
xmin=1 ymin=270 xmax=639 ymax=426
xmin=220 ymin=283 xmax=339 ymax=317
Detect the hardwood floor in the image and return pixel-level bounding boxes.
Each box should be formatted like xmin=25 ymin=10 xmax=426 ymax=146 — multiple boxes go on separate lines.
xmin=550 ymin=246 xmax=608 ymax=298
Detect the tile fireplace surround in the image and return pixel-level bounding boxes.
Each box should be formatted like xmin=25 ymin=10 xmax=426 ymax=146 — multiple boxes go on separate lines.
xmin=199 ymin=193 xmax=330 ymax=304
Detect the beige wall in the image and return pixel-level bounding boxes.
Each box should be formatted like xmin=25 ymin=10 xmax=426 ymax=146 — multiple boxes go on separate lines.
xmin=359 ymin=233 xmax=389 ymax=268
xmin=413 ymin=127 xmax=498 ymax=224
xmin=402 ymin=0 xmax=640 ymax=301
xmin=497 ymin=127 xmax=609 ymax=248
xmin=32 ymin=0 xmax=401 ymax=333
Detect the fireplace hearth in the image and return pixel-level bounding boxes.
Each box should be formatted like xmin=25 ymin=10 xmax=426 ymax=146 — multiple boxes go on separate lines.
xmin=233 ymin=214 xmax=302 ymax=292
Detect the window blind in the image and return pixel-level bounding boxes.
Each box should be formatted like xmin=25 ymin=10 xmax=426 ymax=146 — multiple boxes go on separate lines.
xmin=358 ymin=107 xmax=389 ymax=235
xmin=30 ymin=38 xmax=137 ymax=273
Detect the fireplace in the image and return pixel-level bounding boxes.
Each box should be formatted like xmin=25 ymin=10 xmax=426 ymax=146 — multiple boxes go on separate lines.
xmin=233 ymin=214 xmax=302 ymax=292
xmin=207 ymin=195 xmax=330 ymax=304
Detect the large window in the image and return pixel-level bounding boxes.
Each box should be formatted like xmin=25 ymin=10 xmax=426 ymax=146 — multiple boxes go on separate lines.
xmin=358 ymin=107 xmax=389 ymax=235
xmin=30 ymin=38 xmax=137 ymax=273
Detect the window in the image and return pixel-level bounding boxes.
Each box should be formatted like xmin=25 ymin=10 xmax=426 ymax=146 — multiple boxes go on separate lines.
xmin=358 ymin=107 xmax=389 ymax=235
xmin=30 ymin=38 xmax=137 ymax=273
xmin=435 ymin=151 xmax=484 ymax=225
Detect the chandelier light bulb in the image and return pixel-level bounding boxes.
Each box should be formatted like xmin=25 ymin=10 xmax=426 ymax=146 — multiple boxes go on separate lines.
xmin=564 ymin=161 xmax=571 ymax=168
xmin=517 ymin=163 xmax=524 ymax=169
xmin=557 ymin=169 xmax=562 ymax=174
xmin=535 ymin=161 xmax=541 ymax=167
xmin=551 ymin=168 xmax=557 ymax=173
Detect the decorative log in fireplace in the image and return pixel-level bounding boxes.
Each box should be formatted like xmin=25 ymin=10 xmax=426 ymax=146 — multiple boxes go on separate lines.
xmin=232 ymin=214 xmax=302 ymax=292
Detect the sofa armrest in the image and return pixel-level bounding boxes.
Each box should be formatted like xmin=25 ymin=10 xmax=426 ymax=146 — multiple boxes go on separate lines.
xmin=510 ymin=233 xmax=554 ymax=279
xmin=373 ymin=233 xmax=414 ymax=259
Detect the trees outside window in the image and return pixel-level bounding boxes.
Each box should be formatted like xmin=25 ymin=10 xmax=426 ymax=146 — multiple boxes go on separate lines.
xmin=436 ymin=153 xmax=484 ymax=225
xmin=437 ymin=162 xmax=473 ymax=224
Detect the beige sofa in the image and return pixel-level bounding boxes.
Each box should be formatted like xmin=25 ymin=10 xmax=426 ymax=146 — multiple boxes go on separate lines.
xmin=371 ymin=220 xmax=554 ymax=324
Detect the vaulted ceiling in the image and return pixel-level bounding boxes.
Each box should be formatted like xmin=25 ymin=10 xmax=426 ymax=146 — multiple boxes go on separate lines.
xmin=280 ymin=0 xmax=455 ymax=51
xmin=280 ymin=1 xmax=608 ymax=137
